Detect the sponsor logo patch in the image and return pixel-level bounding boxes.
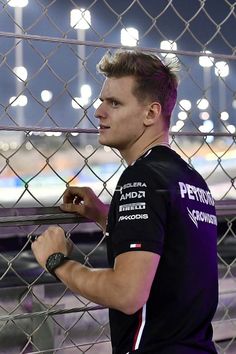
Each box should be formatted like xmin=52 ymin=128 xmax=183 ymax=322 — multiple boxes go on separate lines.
xmin=119 ymin=202 xmax=146 ymax=212
xmin=187 ymin=207 xmax=217 ymax=228
xmin=179 ymin=182 xmax=215 ymax=206
xmin=118 ymin=214 xmax=149 ymax=222
xmin=120 ymin=191 xmax=145 ymax=201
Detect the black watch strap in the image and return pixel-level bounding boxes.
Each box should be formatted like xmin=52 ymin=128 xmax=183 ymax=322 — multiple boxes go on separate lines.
xmin=45 ymin=252 xmax=70 ymax=281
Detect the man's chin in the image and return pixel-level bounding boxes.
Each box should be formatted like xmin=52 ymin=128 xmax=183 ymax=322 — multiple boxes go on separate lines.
xmin=98 ymin=137 xmax=116 ymax=149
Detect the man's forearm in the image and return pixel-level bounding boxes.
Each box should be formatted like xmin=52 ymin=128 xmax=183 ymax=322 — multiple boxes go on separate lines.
xmin=54 ymin=260 xmax=126 ymax=312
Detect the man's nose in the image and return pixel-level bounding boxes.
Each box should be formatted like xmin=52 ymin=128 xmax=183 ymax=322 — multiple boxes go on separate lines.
xmin=95 ymin=102 xmax=106 ymax=119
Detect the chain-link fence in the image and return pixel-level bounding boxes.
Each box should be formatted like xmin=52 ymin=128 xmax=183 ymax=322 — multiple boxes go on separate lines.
xmin=0 ymin=0 xmax=236 ymax=353
xmin=0 ymin=203 xmax=235 ymax=353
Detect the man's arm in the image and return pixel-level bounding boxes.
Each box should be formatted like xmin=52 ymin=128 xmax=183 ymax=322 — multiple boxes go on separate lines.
xmin=55 ymin=250 xmax=160 ymax=315
xmin=31 ymin=226 xmax=160 ymax=315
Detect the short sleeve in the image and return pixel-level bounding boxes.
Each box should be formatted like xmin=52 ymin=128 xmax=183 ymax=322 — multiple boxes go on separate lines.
xmin=109 ymin=163 xmax=169 ymax=258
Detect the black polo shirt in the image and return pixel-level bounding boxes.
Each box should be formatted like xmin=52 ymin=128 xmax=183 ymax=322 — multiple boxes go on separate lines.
xmin=106 ymin=146 xmax=218 ymax=354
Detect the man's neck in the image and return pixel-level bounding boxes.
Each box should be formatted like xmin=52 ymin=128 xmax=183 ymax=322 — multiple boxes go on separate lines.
xmin=120 ymin=135 xmax=170 ymax=166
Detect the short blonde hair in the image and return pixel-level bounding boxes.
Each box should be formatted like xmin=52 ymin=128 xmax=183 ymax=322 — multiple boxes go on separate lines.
xmin=97 ymin=50 xmax=179 ymax=126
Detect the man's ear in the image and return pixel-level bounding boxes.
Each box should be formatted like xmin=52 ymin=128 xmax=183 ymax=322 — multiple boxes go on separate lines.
xmin=143 ymin=102 xmax=162 ymax=127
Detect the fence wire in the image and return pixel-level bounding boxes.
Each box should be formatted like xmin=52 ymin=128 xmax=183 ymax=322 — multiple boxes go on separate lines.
xmin=0 ymin=0 xmax=236 ymax=353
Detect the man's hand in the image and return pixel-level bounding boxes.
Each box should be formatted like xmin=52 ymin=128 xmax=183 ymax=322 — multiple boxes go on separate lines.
xmin=31 ymin=226 xmax=72 ymax=270
xmin=60 ymin=186 xmax=109 ymax=231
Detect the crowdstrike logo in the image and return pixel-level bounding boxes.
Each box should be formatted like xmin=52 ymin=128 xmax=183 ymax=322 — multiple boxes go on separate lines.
xmin=187 ymin=207 xmax=217 ymax=228
xmin=187 ymin=208 xmax=198 ymax=228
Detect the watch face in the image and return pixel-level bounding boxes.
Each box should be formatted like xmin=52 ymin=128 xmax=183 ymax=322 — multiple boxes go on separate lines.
xmin=46 ymin=252 xmax=65 ymax=273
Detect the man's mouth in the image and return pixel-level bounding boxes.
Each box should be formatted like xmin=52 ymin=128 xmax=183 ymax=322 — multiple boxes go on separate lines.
xmin=98 ymin=125 xmax=110 ymax=130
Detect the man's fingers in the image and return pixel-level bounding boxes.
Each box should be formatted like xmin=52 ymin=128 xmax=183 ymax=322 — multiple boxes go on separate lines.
xmin=63 ymin=186 xmax=89 ymax=203
xmin=60 ymin=202 xmax=84 ymax=215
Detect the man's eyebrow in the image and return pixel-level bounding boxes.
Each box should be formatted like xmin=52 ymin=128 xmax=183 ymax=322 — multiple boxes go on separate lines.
xmin=100 ymin=96 xmax=121 ymax=103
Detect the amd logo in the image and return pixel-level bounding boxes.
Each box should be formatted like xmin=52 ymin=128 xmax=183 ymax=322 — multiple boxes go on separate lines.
xmin=120 ymin=191 xmax=145 ymax=201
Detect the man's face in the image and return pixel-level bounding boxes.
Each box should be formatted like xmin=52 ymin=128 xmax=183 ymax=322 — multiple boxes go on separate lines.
xmin=95 ymin=76 xmax=149 ymax=151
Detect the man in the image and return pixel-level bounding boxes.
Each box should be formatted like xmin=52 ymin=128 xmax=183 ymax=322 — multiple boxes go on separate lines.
xmin=32 ymin=50 xmax=218 ymax=354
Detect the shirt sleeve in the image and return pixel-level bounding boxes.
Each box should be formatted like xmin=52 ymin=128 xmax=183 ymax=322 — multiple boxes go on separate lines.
xmin=110 ymin=163 xmax=169 ymax=258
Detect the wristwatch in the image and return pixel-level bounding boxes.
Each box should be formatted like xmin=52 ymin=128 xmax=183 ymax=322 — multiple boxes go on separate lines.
xmin=45 ymin=252 xmax=70 ymax=280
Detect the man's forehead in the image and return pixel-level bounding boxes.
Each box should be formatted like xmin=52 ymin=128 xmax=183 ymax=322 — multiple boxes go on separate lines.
xmin=100 ymin=76 xmax=136 ymax=98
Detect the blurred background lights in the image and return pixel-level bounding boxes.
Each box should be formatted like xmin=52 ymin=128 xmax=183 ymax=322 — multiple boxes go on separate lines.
xmin=179 ymin=99 xmax=191 ymax=111
xmin=120 ymin=27 xmax=139 ymax=47
xmin=71 ymin=96 xmax=89 ymax=109
xmin=160 ymin=40 xmax=177 ymax=58
xmin=178 ymin=111 xmax=188 ymax=120
xmin=199 ymin=112 xmax=210 ymax=120
xmin=199 ymin=51 xmax=214 ymax=67
xmin=197 ymin=98 xmax=209 ymax=110
xmin=9 ymin=95 xmax=27 ymax=107
xmin=214 ymin=61 xmax=229 ymax=77
xmin=176 ymin=120 xmax=185 ymax=129
xmin=85 ymin=144 xmax=94 ymax=153
xmin=41 ymin=90 xmax=53 ymax=102
xmin=227 ymin=125 xmax=235 ymax=134
xmin=8 ymin=0 xmax=28 ymax=7
xmin=220 ymin=111 xmax=229 ymax=121
xmin=13 ymin=66 xmax=28 ymax=81
xmin=93 ymin=98 xmax=102 ymax=109
xmin=203 ymin=119 xmax=214 ymax=132
xmin=70 ymin=8 xmax=91 ymax=30
xmin=80 ymin=84 xmax=92 ymax=99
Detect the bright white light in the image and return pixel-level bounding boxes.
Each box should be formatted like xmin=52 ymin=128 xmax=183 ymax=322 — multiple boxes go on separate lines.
xmin=160 ymin=40 xmax=177 ymax=58
xmin=13 ymin=66 xmax=28 ymax=81
xmin=18 ymin=95 xmax=27 ymax=106
xmin=170 ymin=120 xmax=184 ymax=132
xmin=199 ymin=112 xmax=209 ymax=120
xmin=178 ymin=111 xmax=188 ymax=120
xmin=45 ymin=131 xmax=62 ymax=137
xmin=10 ymin=141 xmax=18 ymax=149
xmin=8 ymin=0 xmax=28 ymax=7
xmin=199 ymin=121 xmax=214 ymax=133
xmin=199 ymin=51 xmax=214 ymax=67
xmin=80 ymin=84 xmax=92 ymax=98
xmin=232 ymin=99 xmax=236 ymax=109
xmin=2 ymin=143 xmax=9 ymax=151
xmin=93 ymin=98 xmax=101 ymax=109
xmin=197 ymin=98 xmax=209 ymax=110
xmin=179 ymin=99 xmax=191 ymax=111
xmin=220 ymin=111 xmax=229 ymax=121
xmin=41 ymin=90 xmax=53 ymax=102
xmin=71 ymin=96 xmax=89 ymax=109
xmin=25 ymin=142 xmax=33 ymax=150
xmin=71 ymin=132 xmax=79 ymax=136
xmin=227 ymin=125 xmax=235 ymax=133
xmin=104 ymin=146 xmax=111 ymax=152
xmin=9 ymin=95 xmax=27 ymax=106
xmin=70 ymin=8 xmax=91 ymax=30
xmin=85 ymin=144 xmax=93 ymax=153
xmin=170 ymin=125 xmax=178 ymax=132
xmin=121 ymin=27 xmax=139 ymax=47
xmin=176 ymin=120 xmax=184 ymax=129
xmin=9 ymin=96 xmax=17 ymax=107
xmin=204 ymin=119 xmax=214 ymax=132
xmin=214 ymin=61 xmax=229 ymax=77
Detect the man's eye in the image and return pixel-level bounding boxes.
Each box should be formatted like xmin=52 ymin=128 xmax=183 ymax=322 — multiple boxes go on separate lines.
xmin=111 ymin=101 xmax=119 ymax=107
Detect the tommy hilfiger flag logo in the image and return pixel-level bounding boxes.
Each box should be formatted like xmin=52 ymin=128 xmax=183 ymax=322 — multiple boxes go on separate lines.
xmin=130 ymin=243 xmax=142 ymax=249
